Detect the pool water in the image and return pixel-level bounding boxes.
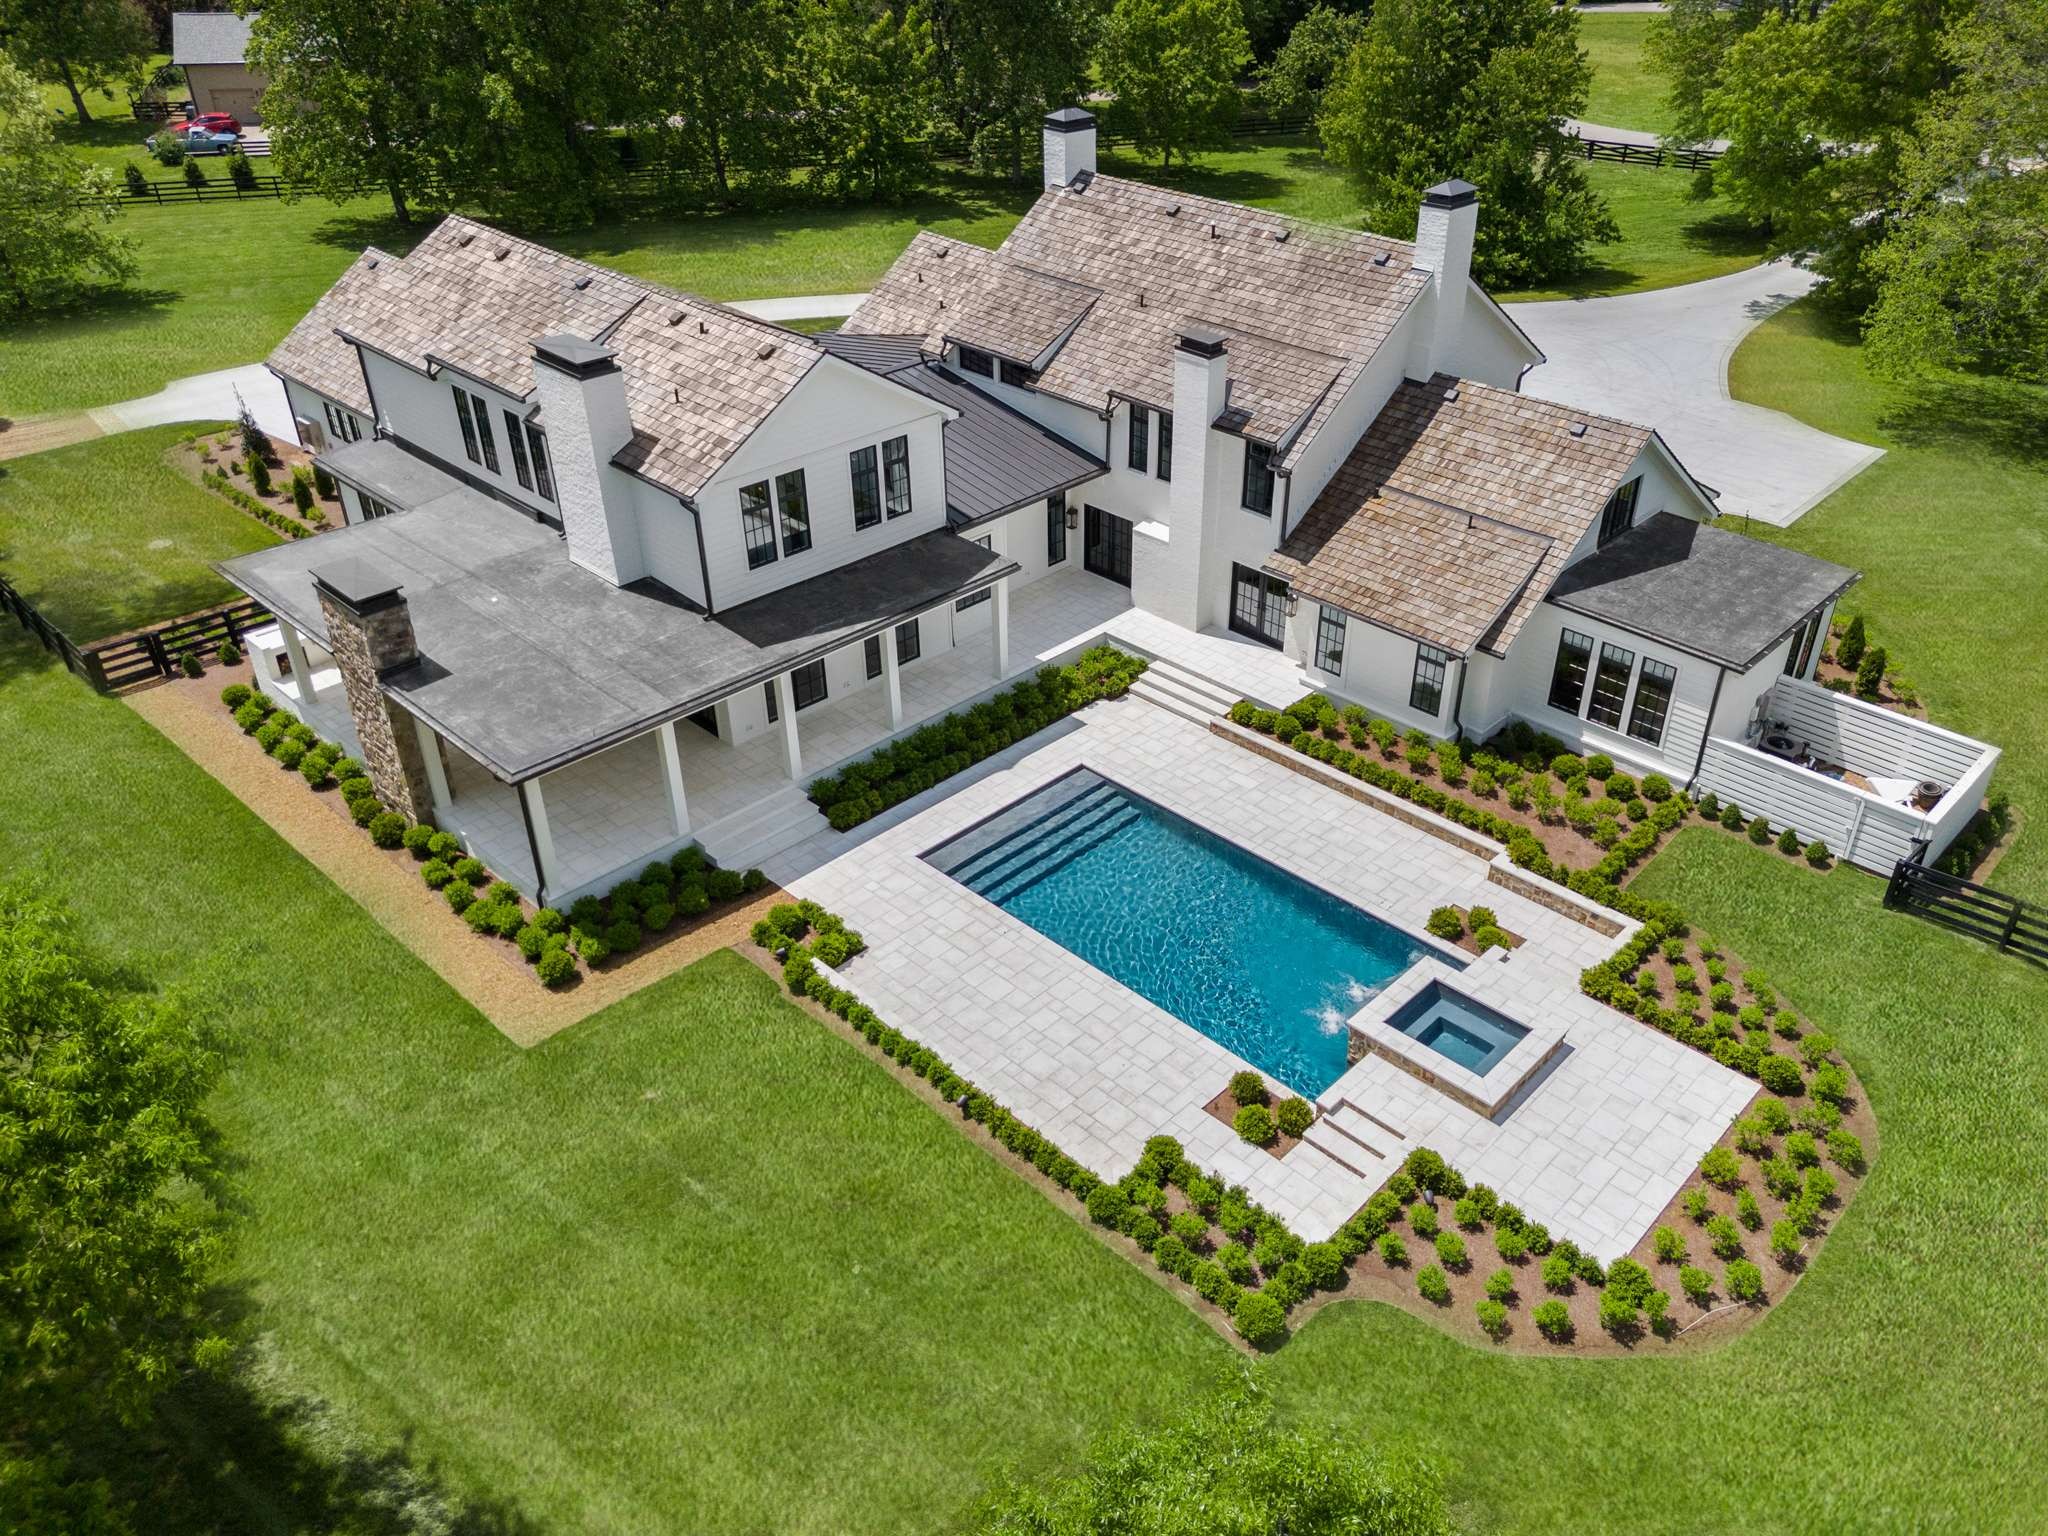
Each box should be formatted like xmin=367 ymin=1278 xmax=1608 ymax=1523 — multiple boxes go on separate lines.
xmin=924 ymin=768 xmax=1453 ymax=1096
xmin=1385 ymin=980 xmax=1529 ymax=1076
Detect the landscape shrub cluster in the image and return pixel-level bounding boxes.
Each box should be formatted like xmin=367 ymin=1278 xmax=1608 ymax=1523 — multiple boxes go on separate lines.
xmin=808 ymin=646 xmax=1147 ymax=831
xmin=201 ymin=467 xmax=313 ymax=540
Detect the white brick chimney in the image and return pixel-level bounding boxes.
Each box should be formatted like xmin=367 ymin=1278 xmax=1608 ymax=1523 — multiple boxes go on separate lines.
xmin=1133 ymin=326 xmax=1229 ymax=630
xmin=531 ymin=334 xmax=644 ymax=587
xmin=1410 ymin=179 xmax=1478 ymax=379
xmin=1042 ymin=106 xmax=1097 ymax=190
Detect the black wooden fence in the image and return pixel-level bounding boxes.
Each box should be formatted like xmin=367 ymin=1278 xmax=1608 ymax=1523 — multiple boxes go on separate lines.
xmin=1 ymin=571 xmax=272 ymax=694
xmin=1571 ymin=135 xmax=1724 ymax=171
xmin=1884 ymin=855 xmax=2048 ymax=964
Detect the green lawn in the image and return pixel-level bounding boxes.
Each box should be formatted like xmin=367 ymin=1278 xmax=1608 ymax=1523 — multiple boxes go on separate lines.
xmin=1495 ymin=161 xmax=1766 ymax=303
xmin=1270 ymin=829 xmax=2047 ymax=1532
xmin=0 ymin=424 xmax=276 ymax=640
xmin=1729 ymin=302 xmax=2048 ymax=902
xmin=1578 ymin=12 xmax=1677 ymax=136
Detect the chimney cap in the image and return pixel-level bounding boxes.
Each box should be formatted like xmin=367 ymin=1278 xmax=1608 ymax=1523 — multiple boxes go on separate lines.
xmin=532 ymin=333 xmax=620 ymax=380
xmin=1422 ymin=178 xmax=1479 ymax=211
xmin=1176 ymin=324 xmax=1229 ymax=359
xmin=313 ymin=556 xmax=407 ymax=617
xmin=1043 ymin=105 xmax=1097 ymax=134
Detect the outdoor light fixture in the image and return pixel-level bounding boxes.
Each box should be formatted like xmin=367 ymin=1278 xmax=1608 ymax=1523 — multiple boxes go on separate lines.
xmin=1286 ymin=591 xmax=1300 ymax=617
xmin=1066 ymin=505 xmax=1079 ymax=530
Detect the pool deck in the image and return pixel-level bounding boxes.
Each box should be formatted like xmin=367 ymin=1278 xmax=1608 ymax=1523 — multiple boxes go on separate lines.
xmin=781 ymin=695 xmax=1756 ymax=1255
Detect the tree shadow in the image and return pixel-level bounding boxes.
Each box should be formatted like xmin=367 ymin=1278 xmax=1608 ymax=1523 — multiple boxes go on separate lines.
xmin=1877 ymin=374 xmax=2048 ymax=470
xmin=1680 ymin=211 xmax=1771 ymax=261
xmin=0 ymin=283 xmax=181 ymax=340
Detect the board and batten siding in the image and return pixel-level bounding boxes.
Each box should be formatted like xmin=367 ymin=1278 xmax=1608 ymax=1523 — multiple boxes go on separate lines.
xmin=1766 ymin=676 xmax=1987 ymax=787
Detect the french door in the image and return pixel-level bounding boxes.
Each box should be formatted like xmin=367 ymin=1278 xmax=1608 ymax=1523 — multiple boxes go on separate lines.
xmin=1083 ymin=505 xmax=1133 ymax=587
xmin=1229 ymin=563 xmax=1289 ymax=648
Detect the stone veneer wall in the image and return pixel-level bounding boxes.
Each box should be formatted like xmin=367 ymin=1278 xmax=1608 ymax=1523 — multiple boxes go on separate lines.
xmin=316 ymin=590 xmax=435 ymax=823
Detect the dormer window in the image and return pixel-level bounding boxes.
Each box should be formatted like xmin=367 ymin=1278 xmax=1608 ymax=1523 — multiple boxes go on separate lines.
xmin=1598 ymin=476 xmax=1641 ymax=545
xmin=959 ymin=346 xmax=995 ymax=377
xmin=999 ymin=359 xmax=1035 ymax=388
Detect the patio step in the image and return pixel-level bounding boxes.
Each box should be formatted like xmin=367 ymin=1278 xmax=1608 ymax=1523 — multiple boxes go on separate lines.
xmin=1330 ymin=1097 xmax=1407 ymax=1147
xmin=1312 ymin=1107 xmax=1390 ymax=1164
xmin=1129 ymin=659 xmax=1238 ymax=725
xmin=1299 ymin=1122 xmax=1385 ymax=1181
xmin=696 ymin=785 xmax=829 ymax=873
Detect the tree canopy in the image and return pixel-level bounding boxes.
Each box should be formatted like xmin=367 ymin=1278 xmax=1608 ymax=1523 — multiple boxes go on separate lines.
xmin=0 ymin=56 xmax=134 ymax=312
xmin=928 ymin=0 xmax=1099 ymax=184
xmin=1257 ymin=3 xmax=1368 ymax=124
xmin=1098 ymin=0 xmax=1253 ymax=170
xmin=0 ymin=0 xmax=151 ymax=124
xmin=1318 ymin=0 xmax=1616 ymax=287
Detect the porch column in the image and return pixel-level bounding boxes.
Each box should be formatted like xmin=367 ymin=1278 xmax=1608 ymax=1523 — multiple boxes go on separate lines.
xmin=280 ymin=621 xmax=320 ymax=706
xmin=882 ymin=628 xmax=905 ymax=730
xmin=411 ymin=714 xmax=453 ymax=820
xmin=656 ymin=721 xmax=691 ymax=838
xmin=991 ymin=575 xmax=1011 ymax=680
xmin=519 ymin=777 xmax=559 ymax=900
xmin=774 ymin=671 xmax=802 ymax=782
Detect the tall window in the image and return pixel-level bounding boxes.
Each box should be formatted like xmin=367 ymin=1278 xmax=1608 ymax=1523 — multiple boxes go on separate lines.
xmin=741 ymin=480 xmax=777 ymax=569
xmin=360 ymin=495 xmax=397 ymax=521
xmin=895 ymin=618 xmax=921 ymax=664
xmin=1598 ymin=477 xmax=1641 ymax=545
xmin=764 ymin=679 xmax=778 ymax=723
xmin=882 ymin=435 xmax=912 ymax=518
xmin=471 ymin=393 xmax=499 ymax=474
xmin=1157 ymin=411 xmax=1172 ymax=481
xmin=850 ymin=445 xmax=881 ymax=530
xmin=1128 ymin=404 xmax=1150 ymax=473
xmin=1549 ymin=628 xmax=1593 ymax=713
xmin=323 ymin=403 xmax=361 ymax=444
xmin=999 ymin=359 xmax=1035 ymax=388
xmin=1587 ymin=641 xmax=1636 ymax=728
xmin=453 ymin=388 xmax=479 ymax=463
xmin=1047 ymin=492 xmax=1068 ymax=565
xmin=956 ymin=536 xmax=994 ymax=611
xmin=504 ymin=410 xmax=532 ymax=490
xmin=775 ymin=468 xmax=811 ymax=556
xmin=1242 ymin=441 xmax=1275 ymax=515
xmin=1314 ymin=606 xmax=1346 ymax=674
xmin=1410 ymin=643 xmax=1449 ymax=716
xmin=527 ymin=425 xmax=555 ymax=501
xmin=1627 ymin=658 xmax=1677 ymax=745
xmin=959 ymin=346 xmax=994 ymax=377
xmin=864 ymin=634 xmax=884 ymax=679
xmin=790 ymin=658 xmax=828 ymax=710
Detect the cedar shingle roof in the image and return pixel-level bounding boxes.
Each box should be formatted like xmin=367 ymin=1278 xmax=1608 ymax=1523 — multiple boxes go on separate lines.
xmin=845 ymin=174 xmax=1427 ymax=457
xmin=266 ymin=248 xmax=394 ymax=416
xmin=1270 ymin=375 xmax=1653 ymax=656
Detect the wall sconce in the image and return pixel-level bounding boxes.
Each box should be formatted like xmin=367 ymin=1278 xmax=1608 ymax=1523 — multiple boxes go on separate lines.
xmin=1286 ymin=590 xmax=1300 ymax=617
xmin=1066 ymin=505 xmax=1080 ymax=530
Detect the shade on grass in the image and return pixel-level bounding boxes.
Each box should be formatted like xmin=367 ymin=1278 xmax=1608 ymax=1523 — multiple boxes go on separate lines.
xmin=0 ymin=631 xmax=1219 ymax=1532
xmin=1270 ymin=828 xmax=2046 ymax=1531
xmin=1496 ymin=162 xmax=1766 ymax=303
xmin=1730 ymin=301 xmax=2048 ymax=902
xmin=0 ymin=424 xmax=277 ymax=640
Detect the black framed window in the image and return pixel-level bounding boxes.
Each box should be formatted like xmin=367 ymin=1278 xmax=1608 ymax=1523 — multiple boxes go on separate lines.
xmin=741 ymin=480 xmax=777 ymax=569
xmin=1410 ymin=643 xmax=1449 ymax=716
xmin=1084 ymin=505 xmax=1132 ymax=586
xmin=1228 ymin=563 xmax=1288 ymax=648
xmin=1785 ymin=609 xmax=1824 ymax=678
xmin=864 ymin=634 xmax=884 ymax=679
xmin=1598 ymin=477 xmax=1641 ymax=546
xmin=764 ymin=679 xmax=779 ymax=723
xmin=1242 ymin=441 xmax=1275 ymax=515
xmin=775 ymin=468 xmax=811 ymax=556
xmin=999 ymin=359 xmax=1034 ymax=388
xmin=323 ymin=403 xmax=361 ymax=444
xmin=959 ymin=346 xmax=994 ymax=377
xmin=1587 ymin=641 xmax=1636 ymax=728
xmin=1047 ymin=492 xmax=1068 ymax=565
xmin=1128 ymin=404 xmax=1149 ymax=473
xmin=1314 ymin=606 xmax=1346 ymax=674
xmin=957 ymin=536 xmax=993 ymax=611
xmin=452 ymin=387 xmax=479 ymax=463
xmin=790 ymin=658 xmax=828 ymax=711
xmin=1549 ymin=628 xmax=1593 ymax=714
xmin=895 ymin=618 xmax=921 ymax=664
xmin=1627 ymin=658 xmax=1677 ymax=745
xmin=504 ymin=410 xmax=532 ymax=490
xmin=1157 ymin=411 xmax=1172 ymax=481
xmin=850 ymin=445 xmax=881 ymax=530
xmin=360 ymin=495 xmax=397 ymax=521
xmin=471 ymin=393 xmax=499 ymax=474
xmin=527 ymin=426 xmax=554 ymax=501
xmin=882 ymin=435 xmax=912 ymax=518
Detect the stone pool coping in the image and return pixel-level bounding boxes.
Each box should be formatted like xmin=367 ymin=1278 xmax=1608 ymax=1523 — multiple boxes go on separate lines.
xmin=1342 ymin=957 xmax=1568 ymax=1119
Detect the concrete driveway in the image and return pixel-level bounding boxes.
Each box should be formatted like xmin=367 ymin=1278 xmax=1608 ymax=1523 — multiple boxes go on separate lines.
xmin=1506 ymin=260 xmax=1882 ymax=527
xmin=86 ymin=362 xmax=296 ymax=441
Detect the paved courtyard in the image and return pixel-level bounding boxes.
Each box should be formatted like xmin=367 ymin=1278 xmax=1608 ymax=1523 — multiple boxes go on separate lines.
xmin=786 ymin=694 xmax=1754 ymax=1254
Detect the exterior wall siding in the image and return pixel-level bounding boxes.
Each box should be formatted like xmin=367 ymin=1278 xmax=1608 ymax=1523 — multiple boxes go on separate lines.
xmin=359 ymin=353 xmax=564 ymax=525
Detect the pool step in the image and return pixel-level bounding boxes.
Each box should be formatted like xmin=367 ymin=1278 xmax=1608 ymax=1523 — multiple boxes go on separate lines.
xmin=972 ymin=804 xmax=1143 ymax=906
xmin=943 ymin=782 xmax=1123 ymax=891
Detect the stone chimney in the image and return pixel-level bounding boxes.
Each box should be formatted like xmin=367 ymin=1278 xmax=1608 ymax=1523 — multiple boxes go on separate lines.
xmin=1043 ymin=106 xmax=1097 ymax=191
xmin=312 ymin=557 xmax=435 ymax=822
xmin=1411 ymin=179 xmax=1478 ymax=378
xmin=1134 ymin=326 xmax=1229 ymax=630
xmin=531 ymin=334 xmax=644 ymax=587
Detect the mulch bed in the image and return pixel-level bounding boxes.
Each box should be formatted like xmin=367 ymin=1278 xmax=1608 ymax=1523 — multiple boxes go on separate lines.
xmin=1812 ymin=653 xmax=1925 ymax=719
xmin=1201 ymin=1081 xmax=1305 ymax=1159
xmin=173 ymin=428 xmax=337 ymax=532
xmin=1445 ymin=905 xmax=1524 ymax=955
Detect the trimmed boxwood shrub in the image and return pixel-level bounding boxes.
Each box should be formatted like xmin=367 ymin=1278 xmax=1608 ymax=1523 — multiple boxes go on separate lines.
xmin=1426 ymin=905 xmax=1464 ymax=940
xmin=221 ymin=682 xmax=252 ymax=709
xmin=1725 ymin=1259 xmax=1764 ymax=1301
xmin=338 ymin=775 xmax=375 ymax=804
xmin=1416 ymin=1264 xmax=1450 ymax=1304
xmin=1377 ymin=1232 xmax=1408 ymax=1266
xmin=300 ymin=750 xmax=335 ymax=787
xmin=421 ymin=859 xmax=454 ymax=890
xmin=452 ymin=857 xmax=486 ymax=885
xmin=1407 ymin=1200 xmax=1439 ymax=1239
xmin=1227 ymin=1070 xmax=1268 ymax=1106
xmin=535 ymin=946 xmax=577 ymax=987
xmin=1653 ymin=1225 xmax=1687 ymax=1263
xmin=368 ymin=811 xmax=406 ymax=848
xmin=445 ymin=882 xmax=476 ymax=914
xmin=350 ymin=795 xmax=385 ymax=828
xmin=1706 ymin=1214 xmax=1744 ymax=1259
xmin=1532 ymin=1298 xmax=1571 ymax=1340
xmin=1432 ymin=1229 xmax=1465 ymax=1269
xmin=1826 ymin=1128 xmax=1865 ymax=1171
xmin=1758 ymin=1052 xmax=1805 ymax=1096
xmin=1273 ymin=1096 xmax=1313 ymax=1138
xmin=1216 ymin=1241 xmax=1255 ymax=1284
xmin=274 ymin=738 xmax=307 ymax=770
xmin=1476 ymin=1298 xmax=1509 ymax=1339
xmin=428 ymin=830 xmax=461 ymax=860
xmin=1700 ymin=1146 xmax=1743 ymax=1189
xmin=514 ymin=924 xmax=548 ymax=961
xmin=1231 ymin=1103 xmax=1275 ymax=1146
xmin=1737 ymin=1189 xmax=1763 ymax=1230
xmin=255 ymin=719 xmax=287 ymax=752
xmin=403 ymin=823 xmax=438 ymax=858
xmin=1231 ymin=1289 xmax=1287 ymax=1346
xmin=1541 ymin=1253 xmax=1574 ymax=1293
xmin=1493 ymin=1226 xmax=1527 ymax=1263
xmin=674 ymin=883 xmax=710 ymax=917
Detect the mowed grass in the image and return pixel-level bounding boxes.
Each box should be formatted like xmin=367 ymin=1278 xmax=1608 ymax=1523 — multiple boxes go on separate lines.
xmin=1494 ymin=161 xmax=1766 ymax=302
xmin=0 ymin=632 xmax=1221 ymax=1533
xmin=1729 ymin=302 xmax=2048 ymax=902
xmin=1578 ymin=11 xmax=1678 ymax=136
xmin=1269 ymin=829 xmax=2047 ymax=1532
xmin=0 ymin=424 xmax=276 ymax=640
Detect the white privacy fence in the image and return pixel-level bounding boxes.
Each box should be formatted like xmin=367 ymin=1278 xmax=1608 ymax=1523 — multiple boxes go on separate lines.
xmin=1695 ymin=678 xmax=2000 ymax=874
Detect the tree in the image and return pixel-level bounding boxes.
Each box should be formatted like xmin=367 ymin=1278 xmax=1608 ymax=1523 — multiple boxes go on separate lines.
xmin=1257 ymin=3 xmax=1367 ymax=124
xmin=800 ymin=0 xmax=940 ymax=202
xmin=0 ymin=56 xmax=133 ymax=312
xmin=927 ymin=0 xmax=1097 ymax=183
xmin=1097 ymin=0 xmax=1252 ymax=171
xmin=0 ymin=883 xmax=229 ymax=1528
xmin=1864 ymin=0 xmax=2048 ymax=383
xmin=970 ymin=1375 xmax=1449 ymax=1533
xmin=622 ymin=0 xmax=806 ymax=201
xmin=1319 ymin=0 xmax=1616 ymax=287
xmin=0 ymin=0 xmax=151 ymax=124
xmin=247 ymin=0 xmax=451 ymax=224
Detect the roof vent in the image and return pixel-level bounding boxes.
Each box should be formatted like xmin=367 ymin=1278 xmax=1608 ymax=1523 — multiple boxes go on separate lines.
xmin=915 ymin=271 xmax=923 ymax=283
xmin=938 ymin=298 xmax=947 ymax=310
xmin=1208 ymin=222 xmax=1219 ymax=239
xmin=573 ymin=275 xmax=592 ymax=290
xmin=1569 ymin=421 xmax=1588 ymax=438
xmin=493 ymin=245 xmax=510 ymax=261
xmin=1136 ymin=291 xmax=1146 ymax=308
xmin=757 ymin=342 xmax=777 ymax=360
xmin=1165 ymin=202 xmax=1181 ymax=217
xmin=1373 ymin=250 xmax=1391 ymax=266
xmin=934 ymin=245 xmax=949 ymax=259
xmin=456 ymin=232 xmax=475 ymax=248
xmin=667 ymin=307 xmax=687 ymax=325
xmin=673 ymin=386 xmax=682 ymax=403
xmin=698 ymin=320 xmax=707 ymax=334
xmin=366 ymin=257 xmax=379 ymax=269
xmin=1444 ymin=387 xmax=1460 ymax=402
xmin=1271 ymin=227 xmax=1290 ymax=243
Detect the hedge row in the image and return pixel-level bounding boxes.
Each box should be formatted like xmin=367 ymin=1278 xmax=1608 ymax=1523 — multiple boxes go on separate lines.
xmin=807 ymin=645 xmax=1149 ymax=831
xmin=201 ymin=467 xmax=315 ymax=540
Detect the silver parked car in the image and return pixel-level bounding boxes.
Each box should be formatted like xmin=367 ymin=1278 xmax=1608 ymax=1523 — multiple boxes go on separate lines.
xmin=144 ymin=125 xmax=242 ymax=157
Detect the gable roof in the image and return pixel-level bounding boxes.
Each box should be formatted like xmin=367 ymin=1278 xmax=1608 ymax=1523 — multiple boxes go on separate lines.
xmin=845 ymin=174 xmax=1431 ymax=460
xmin=266 ymin=247 xmax=395 ymax=416
xmin=1270 ymin=375 xmax=1653 ymax=656
xmin=171 ymin=10 xmax=255 ymax=66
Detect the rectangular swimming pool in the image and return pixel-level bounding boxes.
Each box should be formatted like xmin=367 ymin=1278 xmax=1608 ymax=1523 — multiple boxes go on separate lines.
xmin=1384 ymin=979 xmax=1529 ymax=1077
xmin=923 ymin=767 xmax=1456 ymax=1096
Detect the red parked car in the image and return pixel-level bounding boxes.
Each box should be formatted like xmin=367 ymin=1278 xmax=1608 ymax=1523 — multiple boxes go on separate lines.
xmin=183 ymin=111 xmax=243 ymax=135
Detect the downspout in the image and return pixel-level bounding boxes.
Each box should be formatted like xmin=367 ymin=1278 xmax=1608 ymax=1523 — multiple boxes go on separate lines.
xmin=1690 ymin=662 xmax=1729 ymax=788
xmin=681 ymin=493 xmax=715 ymax=616
xmin=1450 ymin=654 xmax=1469 ymax=743
xmin=1277 ymin=471 xmax=1293 ymax=541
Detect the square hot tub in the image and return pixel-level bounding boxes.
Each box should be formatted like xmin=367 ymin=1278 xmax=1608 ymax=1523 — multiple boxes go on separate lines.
xmin=1387 ymin=980 xmax=1529 ymax=1076
xmin=1349 ymin=971 xmax=1564 ymax=1117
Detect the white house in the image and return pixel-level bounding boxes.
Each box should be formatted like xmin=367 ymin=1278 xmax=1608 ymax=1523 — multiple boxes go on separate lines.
xmin=221 ymin=107 xmax=1990 ymax=903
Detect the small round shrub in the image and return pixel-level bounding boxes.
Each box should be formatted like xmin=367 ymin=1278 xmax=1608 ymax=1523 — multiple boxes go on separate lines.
xmin=1454 ymin=1196 xmax=1484 ymax=1230
xmin=535 ymin=947 xmax=577 ymax=987
xmin=1426 ymin=905 xmax=1465 ymax=941
xmin=486 ymin=901 xmax=524 ymax=939
xmin=1784 ymin=1129 xmax=1820 ymax=1168
xmin=1644 ymin=1288 xmax=1672 ymax=1335
xmin=221 ymin=682 xmax=252 ymax=709
xmin=1387 ymin=1172 xmax=1417 ymax=1203
xmin=1086 ymin=1183 xmax=1131 ymax=1229
xmin=1190 ymin=1261 xmax=1232 ymax=1305
xmin=1472 ymin=924 xmax=1509 ymax=953
xmin=1494 ymin=1225 xmax=1527 ymax=1263
xmin=1416 ymin=1264 xmax=1450 ymax=1304
xmin=1407 ymin=1200 xmax=1439 ymax=1239
xmin=705 ymin=868 xmax=744 ymax=902
xmin=1752 ymin=1098 xmax=1791 ymax=1134
xmin=1302 ymin=1241 xmax=1344 ymax=1290
xmin=1770 ymin=1220 xmax=1803 ymax=1265
xmin=1233 ymin=1103 xmax=1275 ymax=1146
xmin=1169 ymin=1211 xmax=1208 ymax=1249
xmin=402 ymin=823 xmax=438 ymax=858
xmin=1598 ymin=1288 xmax=1640 ymax=1337
xmin=1541 ymin=1253 xmax=1573 ymax=1293
xmin=1804 ymin=839 xmax=1830 ymax=866
xmin=420 ymin=859 xmax=453 ymax=890
xmin=1377 ymin=1232 xmax=1408 ymax=1267
xmin=1705 ymin=1214 xmax=1744 ymax=1260
xmin=1652 ymin=1225 xmax=1687 ymax=1263
xmin=452 ymin=857 xmax=486 ymax=885
xmin=1719 ymin=800 xmax=1745 ymax=830
xmin=1476 ymin=1298 xmax=1510 ymax=1339
xmin=1126 ymin=1213 xmax=1162 ymax=1253
xmin=1736 ymin=1189 xmax=1763 ymax=1230
xmin=274 ymin=738 xmax=307 ymax=770
xmin=1734 ymin=1117 xmax=1773 ymax=1156
xmin=428 ymin=831 xmax=461 ymax=860
xmin=1216 ymin=1241 xmax=1255 ymax=1284
xmin=1679 ymin=1264 xmax=1712 ymax=1303
xmin=329 ymin=756 xmax=363 ymax=782
xmin=1681 ymin=1187 xmax=1711 ymax=1222
xmin=531 ymin=906 xmax=566 ymax=935
xmin=368 ymin=811 xmax=406 ymax=848
xmin=1724 ymin=1259 xmax=1764 ymax=1302
xmin=1265 ymin=1258 xmax=1309 ymax=1306
xmin=1152 ymin=1233 xmax=1192 ymax=1279
xmin=1810 ymin=1064 xmax=1851 ymax=1108
xmin=350 ymin=795 xmax=385 ymax=828
xmin=1758 ymin=1053 xmax=1806 ymax=1096
xmin=464 ymin=897 xmax=505 ymax=935
xmin=641 ymin=900 xmax=676 ymax=932
xmin=1532 ymin=1299 xmax=1571 ymax=1341
xmin=603 ymin=918 xmax=642 ymax=954
xmin=1700 ymin=1147 xmax=1743 ymax=1189
xmin=1433 ymin=1230 xmax=1466 ymax=1269
xmin=514 ymin=924 xmax=548 ymax=962
xmin=445 ymin=882 xmax=476 ymax=914
xmin=573 ymin=928 xmax=610 ymax=965
xmin=254 ymin=719 xmax=287 ymax=752
xmin=1776 ymin=825 xmax=1801 ymax=855
xmin=1231 ymin=1290 xmax=1287 ymax=1347
xmin=1641 ymin=772 xmax=1672 ymax=802
xmin=338 ymin=775 xmax=374 ymax=804
xmin=674 ymin=884 xmax=710 ymax=917
xmin=1273 ymin=1096 xmax=1313 ymax=1138
xmin=1228 ymin=1070 xmax=1268 ymax=1106
xmin=300 ymin=752 xmax=334 ymax=787
xmin=1484 ymin=1266 xmax=1515 ymax=1303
